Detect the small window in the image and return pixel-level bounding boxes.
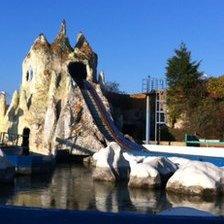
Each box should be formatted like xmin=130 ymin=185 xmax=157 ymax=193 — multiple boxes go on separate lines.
xmin=26 ymin=71 xmax=29 ymax=81
xmin=26 ymin=67 xmax=33 ymax=82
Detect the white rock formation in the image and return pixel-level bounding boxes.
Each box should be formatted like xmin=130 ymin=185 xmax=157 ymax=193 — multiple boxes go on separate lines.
xmin=166 ymin=160 xmax=224 ymax=196
xmin=0 ymin=92 xmax=7 ymax=132
xmin=143 ymin=157 xmax=178 ymax=178
xmin=128 ymin=157 xmax=177 ymax=189
xmin=128 ymin=161 xmax=161 ymax=189
xmin=0 ymin=21 xmax=113 ymax=155
xmin=123 ymin=152 xmax=145 ymax=165
xmin=168 ymin=157 xmax=191 ymax=168
xmin=92 ymin=142 xmax=130 ymax=182
xmin=43 ymin=98 xmax=57 ymax=154
xmin=0 ymin=92 xmax=6 ymax=118
xmin=98 ymin=71 xmax=105 ymax=86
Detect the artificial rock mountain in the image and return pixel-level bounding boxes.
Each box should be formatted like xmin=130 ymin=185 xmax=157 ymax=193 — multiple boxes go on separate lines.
xmin=0 ymin=21 xmax=113 ymax=155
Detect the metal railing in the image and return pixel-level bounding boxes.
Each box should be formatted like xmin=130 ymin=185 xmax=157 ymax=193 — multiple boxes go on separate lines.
xmin=142 ymin=76 xmax=167 ymax=93
xmin=0 ymin=132 xmax=25 ymax=147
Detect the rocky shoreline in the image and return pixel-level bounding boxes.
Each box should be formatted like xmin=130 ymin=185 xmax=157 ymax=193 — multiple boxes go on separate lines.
xmin=91 ymin=142 xmax=224 ymax=197
xmin=1 ymin=141 xmax=224 ymax=198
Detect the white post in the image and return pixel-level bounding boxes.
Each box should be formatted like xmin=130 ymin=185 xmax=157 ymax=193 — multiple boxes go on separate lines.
xmin=146 ymin=94 xmax=150 ymax=144
xmin=155 ymin=92 xmax=158 ymax=143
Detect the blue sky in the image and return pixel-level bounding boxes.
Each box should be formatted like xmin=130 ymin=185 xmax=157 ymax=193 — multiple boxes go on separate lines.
xmin=0 ymin=0 xmax=224 ymax=96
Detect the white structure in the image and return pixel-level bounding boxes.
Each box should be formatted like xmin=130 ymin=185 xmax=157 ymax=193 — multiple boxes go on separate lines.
xmin=142 ymin=76 xmax=167 ymax=144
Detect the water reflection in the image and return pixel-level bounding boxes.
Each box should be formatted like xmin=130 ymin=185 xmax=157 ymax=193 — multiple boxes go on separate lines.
xmin=167 ymin=192 xmax=224 ymax=216
xmin=129 ymin=188 xmax=171 ymax=213
xmin=0 ymin=164 xmax=223 ymax=216
xmin=94 ymin=181 xmax=135 ymax=213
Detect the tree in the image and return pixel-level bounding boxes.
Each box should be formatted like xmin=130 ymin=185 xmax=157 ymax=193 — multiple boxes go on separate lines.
xmin=207 ymin=75 xmax=224 ymax=99
xmin=104 ymin=81 xmax=124 ymax=94
xmin=166 ymin=43 xmax=204 ymax=126
xmin=189 ymin=99 xmax=224 ymax=139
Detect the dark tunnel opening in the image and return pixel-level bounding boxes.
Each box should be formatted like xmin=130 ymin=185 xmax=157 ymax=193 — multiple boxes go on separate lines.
xmin=21 ymin=127 xmax=30 ymax=155
xmin=68 ymin=62 xmax=87 ymax=87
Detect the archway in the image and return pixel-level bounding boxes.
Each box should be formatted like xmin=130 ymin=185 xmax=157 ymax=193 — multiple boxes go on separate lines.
xmin=68 ymin=62 xmax=87 ymax=86
xmin=21 ymin=127 xmax=30 ymax=155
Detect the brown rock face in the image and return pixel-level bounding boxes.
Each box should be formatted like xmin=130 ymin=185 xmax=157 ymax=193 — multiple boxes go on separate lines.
xmin=0 ymin=21 xmax=111 ymax=155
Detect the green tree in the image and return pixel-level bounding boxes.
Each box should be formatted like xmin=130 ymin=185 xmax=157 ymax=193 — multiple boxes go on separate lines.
xmin=189 ymin=99 xmax=224 ymax=139
xmin=166 ymin=43 xmax=204 ymax=126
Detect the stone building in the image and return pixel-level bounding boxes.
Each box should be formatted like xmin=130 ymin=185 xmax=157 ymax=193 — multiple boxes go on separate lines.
xmin=0 ymin=21 xmax=113 ymax=155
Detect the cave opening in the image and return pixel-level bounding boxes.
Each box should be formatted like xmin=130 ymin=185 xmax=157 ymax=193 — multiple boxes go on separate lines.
xmin=21 ymin=127 xmax=30 ymax=155
xmin=68 ymin=62 xmax=87 ymax=86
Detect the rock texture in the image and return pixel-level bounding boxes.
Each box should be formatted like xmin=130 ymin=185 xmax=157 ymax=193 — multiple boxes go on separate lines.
xmin=0 ymin=92 xmax=7 ymax=132
xmin=143 ymin=157 xmax=178 ymax=181
xmin=128 ymin=157 xmax=177 ymax=189
xmin=166 ymin=161 xmax=224 ymax=196
xmin=0 ymin=21 xmax=113 ymax=155
xmin=123 ymin=152 xmax=145 ymax=164
xmin=128 ymin=162 xmax=161 ymax=188
xmin=92 ymin=142 xmax=130 ymax=182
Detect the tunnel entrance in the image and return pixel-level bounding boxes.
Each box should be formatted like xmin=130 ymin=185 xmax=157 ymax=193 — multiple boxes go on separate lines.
xmin=68 ymin=62 xmax=87 ymax=86
xmin=21 ymin=127 xmax=30 ymax=155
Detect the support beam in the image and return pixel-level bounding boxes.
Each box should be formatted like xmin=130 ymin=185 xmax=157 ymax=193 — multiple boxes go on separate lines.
xmin=145 ymin=94 xmax=150 ymax=144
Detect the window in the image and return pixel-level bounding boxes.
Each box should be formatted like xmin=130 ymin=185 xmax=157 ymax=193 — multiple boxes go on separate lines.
xmin=26 ymin=67 xmax=33 ymax=82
